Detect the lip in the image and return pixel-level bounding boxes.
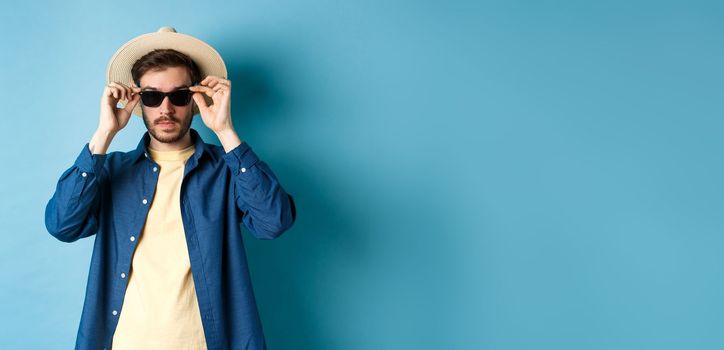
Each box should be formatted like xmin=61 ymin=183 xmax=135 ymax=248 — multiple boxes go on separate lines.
xmin=157 ymin=121 xmax=176 ymax=128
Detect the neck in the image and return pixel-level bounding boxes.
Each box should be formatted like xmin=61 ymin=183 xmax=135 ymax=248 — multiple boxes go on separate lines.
xmin=148 ymin=131 xmax=193 ymax=152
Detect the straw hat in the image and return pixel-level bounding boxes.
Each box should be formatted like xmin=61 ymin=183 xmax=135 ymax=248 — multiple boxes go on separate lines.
xmin=106 ymin=26 xmax=227 ymax=117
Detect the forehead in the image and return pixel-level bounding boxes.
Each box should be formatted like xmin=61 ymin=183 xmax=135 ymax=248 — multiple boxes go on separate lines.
xmin=138 ymin=66 xmax=192 ymax=90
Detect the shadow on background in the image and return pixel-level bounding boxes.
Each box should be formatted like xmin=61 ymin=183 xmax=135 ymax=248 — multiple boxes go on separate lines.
xmin=196 ymin=45 xmax=371 ymax=349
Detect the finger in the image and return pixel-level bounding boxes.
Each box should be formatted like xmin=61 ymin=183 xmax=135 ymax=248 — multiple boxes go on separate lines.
xmin=108 ymin=83 xmax=125 ymax=100
xmin=201 ymin=76 xmax=219 ymax=85
xmin=117 ymin=83 xmax=132 ymax=101
xmin=211 ymin=79 xmax=231 ymax=88
xmin=212 ymin=84 xmax=229 ymax=92
xmin=189 ymin=85 xmax=216 ymax=97
xmin=210 ymin=89 xmax=226 ymax=101
xmin=130 ymin=86 xmax=141 ymax=99
xmin=192 ymin=92 xmax=209 ymax=111
xmin=124 ymin=93 xmax=141 ymax=112
xmin=109 ymin=81 xmax=131 ymax=100
xmin=106 ymin=84 xmax=117 ymax=99
xmin=212 ymin=81 xmax=230 ymax=89
xmin=201 ymin=76 xmax=230 ymax=88
xmin=108 ymin=82 xmax=124 ymax=89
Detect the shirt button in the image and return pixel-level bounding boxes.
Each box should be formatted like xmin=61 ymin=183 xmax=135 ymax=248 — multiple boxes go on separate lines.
xmin=240 ymin=167 xmax=246 ymax=173
xmin=153 ymin=166 xmax=158 ymax=172
xmin=142 ymin=198 xmax=148 ymax=205
xmin=130 ymin=236 xmax=136 ymax=242
xmin=144 ymin=152 xmax=148 ymax=158
xmin=81 ymin=172 xmax=87 ymax=177
xmin=112 ymin=310 xmax=118 ymax=316
xmin=121 ymin=272 xmax=126 ymax=278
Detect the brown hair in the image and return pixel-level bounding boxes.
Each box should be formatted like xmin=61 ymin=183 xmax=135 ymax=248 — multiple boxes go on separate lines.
xmin=131 ymin=49 xmax=202 ymax=87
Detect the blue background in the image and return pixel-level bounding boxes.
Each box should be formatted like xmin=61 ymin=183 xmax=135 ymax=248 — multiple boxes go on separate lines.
xmin=1 ymin=1 xmax=723 ymax=349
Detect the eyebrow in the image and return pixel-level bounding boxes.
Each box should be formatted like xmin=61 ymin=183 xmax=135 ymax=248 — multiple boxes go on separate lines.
xmin=140 ymin=85 xmax=191 ymax=91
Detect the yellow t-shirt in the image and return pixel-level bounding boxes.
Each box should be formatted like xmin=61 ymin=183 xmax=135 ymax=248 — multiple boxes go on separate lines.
xmin=112 ymin=143 xmax=207 ymax=350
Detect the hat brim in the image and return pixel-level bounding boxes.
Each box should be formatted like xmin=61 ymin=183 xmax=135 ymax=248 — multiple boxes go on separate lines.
xmin=106 ymin=30 xmax=227 ymax=117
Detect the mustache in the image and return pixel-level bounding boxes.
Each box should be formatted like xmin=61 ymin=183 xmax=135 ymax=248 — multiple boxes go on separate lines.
xmin=155 ymin=118 xmax=177 ymax=124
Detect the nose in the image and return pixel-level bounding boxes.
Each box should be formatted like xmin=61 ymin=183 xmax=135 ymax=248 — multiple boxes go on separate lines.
xmin=158 ymin=95 xmax=175 ymax=114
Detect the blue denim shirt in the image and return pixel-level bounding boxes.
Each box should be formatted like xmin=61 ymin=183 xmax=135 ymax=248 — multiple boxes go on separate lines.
xmin=44 ymin=128 xmax=296 ymax=349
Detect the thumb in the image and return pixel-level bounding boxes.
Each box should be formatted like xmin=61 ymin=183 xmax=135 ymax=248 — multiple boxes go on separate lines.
xmin=192 ymin=92 xmax=209 ymax=112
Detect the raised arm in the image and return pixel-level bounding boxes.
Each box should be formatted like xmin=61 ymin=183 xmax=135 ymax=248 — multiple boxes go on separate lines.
xmin=45 ymin=82 xmax=139 ymax=242
xmin=194 ymin=75 xmax=296 ymax=239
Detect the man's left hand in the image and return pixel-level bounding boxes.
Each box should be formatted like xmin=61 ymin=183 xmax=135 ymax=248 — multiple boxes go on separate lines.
xmin=191 ymin=75 xmax=234 ymax=133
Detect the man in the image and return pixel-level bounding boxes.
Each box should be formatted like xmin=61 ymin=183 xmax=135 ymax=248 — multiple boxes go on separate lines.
xmin=44 ymin=27 xmax=296 ymax=350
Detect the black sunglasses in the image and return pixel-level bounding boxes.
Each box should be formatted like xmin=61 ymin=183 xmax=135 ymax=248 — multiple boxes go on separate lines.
xmin=138 ymin=88 xmax=194 ymax=107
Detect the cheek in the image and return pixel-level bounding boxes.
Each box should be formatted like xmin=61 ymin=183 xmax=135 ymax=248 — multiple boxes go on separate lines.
xmin=185 ymin=104 xmax=196 ymax=116
xmin=141 ymin=106 xmax=157 ymax=117
xmin=179 ymin=107 xmax=194 ymax=122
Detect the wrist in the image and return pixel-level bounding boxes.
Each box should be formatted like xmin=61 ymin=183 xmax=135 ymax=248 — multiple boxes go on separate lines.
xmin=214 ymin=125 xmax=236 ymax=138
xmin=90 ymin=128 xmax=117 ymax=155
xmin=95 ymin=128 xmax=117 ymax=137
xmin=215 ymin=127 xmax=243 ymax=153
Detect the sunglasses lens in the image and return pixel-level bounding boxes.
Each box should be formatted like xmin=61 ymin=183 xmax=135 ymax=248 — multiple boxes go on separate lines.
xmin=169 ymin=90 xmax=193 ymax=106
xmin=140 ymin=91 xmax=164 ymax=107
xmin=139 ymin=89 xmax=192 ymax=107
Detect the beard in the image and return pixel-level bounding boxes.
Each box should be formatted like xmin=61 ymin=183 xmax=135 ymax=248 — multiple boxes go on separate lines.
xmin=142 ymin=109 xmax=193 ymax=144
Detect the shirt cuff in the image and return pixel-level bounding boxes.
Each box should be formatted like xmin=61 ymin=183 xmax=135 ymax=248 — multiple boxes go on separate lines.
xmin=74 ymin=143 xmax=108 ymax=175
xmin=221 ymin=141 xmax=261 ymax=175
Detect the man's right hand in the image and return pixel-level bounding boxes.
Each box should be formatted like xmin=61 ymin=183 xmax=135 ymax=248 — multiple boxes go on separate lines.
xmin=88 ymin=82 xmax=141 ymax=155
xmin=99 ymin=82 xmax=141 ymax=134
